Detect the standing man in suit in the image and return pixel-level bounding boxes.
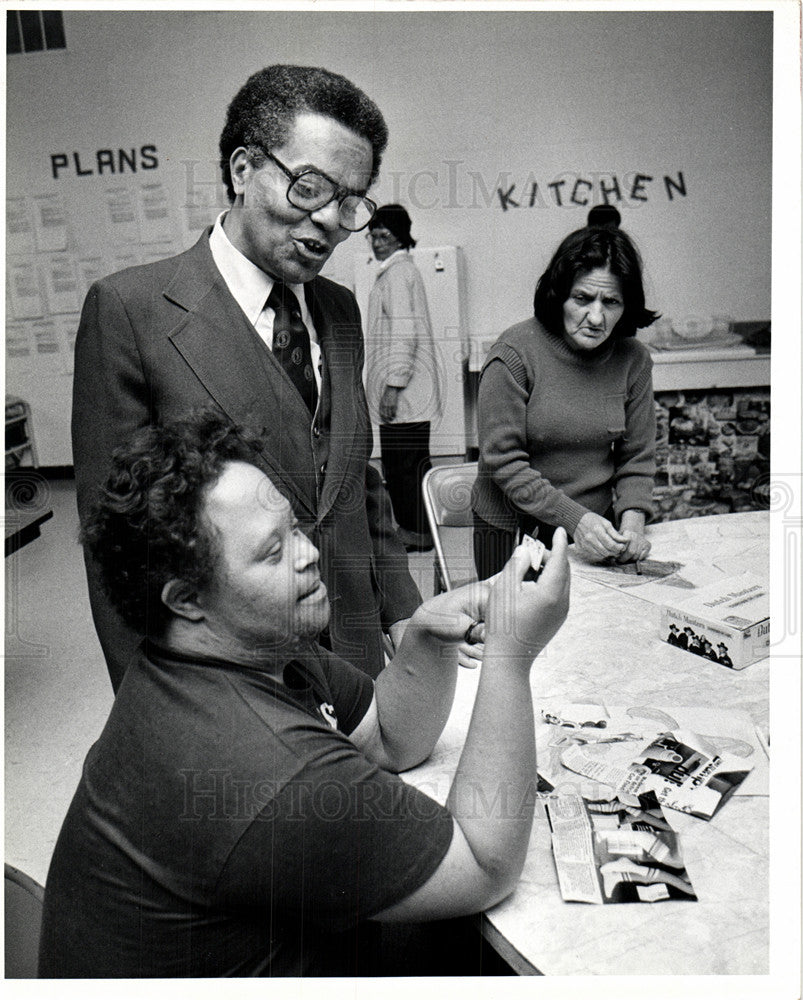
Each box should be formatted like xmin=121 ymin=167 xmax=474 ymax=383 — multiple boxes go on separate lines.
xmin=72 ymin=64 xmax=421 ymax=690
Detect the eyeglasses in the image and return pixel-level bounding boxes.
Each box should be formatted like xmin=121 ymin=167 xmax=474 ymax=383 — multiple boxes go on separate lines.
xmin=262 ymin=149 xmax=377 ymax=232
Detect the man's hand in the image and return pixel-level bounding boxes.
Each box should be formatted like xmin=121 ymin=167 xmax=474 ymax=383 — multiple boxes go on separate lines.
xmin=574 ymin=512 xmax=627 ymax=562
xmin=379 ymin=385 xmax=401 ymax=422
xmin=407 ymin=580 xmax=492 ymax=646
xmin=407 ymin=529 xmax=570 ymax=666
xmin=485 ymin=527 xmax=570 ymax=661
xmin=457 ymin=632 xmax=485 ymax=670
xmin=391 ymin=613 xmax=484 ymax=669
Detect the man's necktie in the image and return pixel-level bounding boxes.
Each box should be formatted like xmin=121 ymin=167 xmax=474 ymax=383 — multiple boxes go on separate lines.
xmin=267 ymin=282 xmax=319 ymax=415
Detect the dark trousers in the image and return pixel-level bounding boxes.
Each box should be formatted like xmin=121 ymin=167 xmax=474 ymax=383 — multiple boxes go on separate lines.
xmin=472 ymin=512 xmax=558 ymax=580
xmin=379 ymin=421 xmax=432 ymax=535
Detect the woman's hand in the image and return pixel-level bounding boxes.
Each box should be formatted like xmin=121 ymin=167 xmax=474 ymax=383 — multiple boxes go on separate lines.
xmin=615 ymin=509 xmax=651 ymax=563
xmin=485 ymin=528 xmax=570 ymax=662
xmin=616 ymin=530 xmax=651 ymax=563
xmin=379 ymin=385 xmax=401 ymax=422
xmin=574 ymin=512 xmax=628 ymax=562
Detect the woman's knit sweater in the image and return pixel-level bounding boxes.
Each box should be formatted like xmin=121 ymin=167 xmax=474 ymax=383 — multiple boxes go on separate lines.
xmin=471 ymin=316 xmax=656 ymax=534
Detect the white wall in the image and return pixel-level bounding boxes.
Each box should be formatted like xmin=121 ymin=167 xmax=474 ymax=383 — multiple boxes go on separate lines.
xmin=5 ymin=9 xmax=772 ymax=463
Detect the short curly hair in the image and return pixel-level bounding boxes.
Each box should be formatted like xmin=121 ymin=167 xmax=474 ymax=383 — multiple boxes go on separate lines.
xmin=219 ymin=64 xmax=388 ymax=202
xmin=533 ymin=226 xmax=660 ymax=340
xmin=81 ymin=408 xmax=263 ymax=635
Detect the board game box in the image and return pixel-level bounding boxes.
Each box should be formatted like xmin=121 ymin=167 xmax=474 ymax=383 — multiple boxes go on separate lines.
xmin=660 ymin=572 xmax=769 ymax=670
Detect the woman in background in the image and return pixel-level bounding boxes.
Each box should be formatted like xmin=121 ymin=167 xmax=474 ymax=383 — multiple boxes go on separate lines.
xmin=366 ymin=204 xmax=442 ymax=552
xmin=472 ymin=222 xmax=658 ymax=578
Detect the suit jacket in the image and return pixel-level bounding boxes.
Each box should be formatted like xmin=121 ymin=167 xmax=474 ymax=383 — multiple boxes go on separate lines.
xmin=72 ymin=231 xmax=420 ymax=689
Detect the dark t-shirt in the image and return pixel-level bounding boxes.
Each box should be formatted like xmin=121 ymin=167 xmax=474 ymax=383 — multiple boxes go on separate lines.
xmin=38 ymin=643 xmax=454 ymax=977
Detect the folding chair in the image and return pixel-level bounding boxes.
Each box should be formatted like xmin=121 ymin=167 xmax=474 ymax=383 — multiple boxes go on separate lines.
xmin=5 ymin=863 xmax=44 ymax=978
xmin=422 ymin=462 xmax=478 ymax=594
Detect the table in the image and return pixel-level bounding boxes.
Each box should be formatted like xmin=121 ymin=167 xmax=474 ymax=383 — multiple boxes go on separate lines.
xmin=405 ymin=512 xmax=770 ymax=976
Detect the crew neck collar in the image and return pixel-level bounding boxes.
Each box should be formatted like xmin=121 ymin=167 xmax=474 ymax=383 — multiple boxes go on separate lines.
xmin=538 ymin=317 xmax=618 ymax=366
xmin=145 ymin=636 xmax=319 ymax=681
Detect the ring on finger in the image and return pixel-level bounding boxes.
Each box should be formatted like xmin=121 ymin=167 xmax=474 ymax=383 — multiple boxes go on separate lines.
xmin=464 ymin=620 xmax=484 ymax=645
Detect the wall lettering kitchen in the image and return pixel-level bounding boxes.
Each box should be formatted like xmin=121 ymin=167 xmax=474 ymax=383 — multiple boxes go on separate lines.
xmin=50 ymin=145 xmax=159 ymax=179
xmin=496 ymin=171 xmax=687 ymax=210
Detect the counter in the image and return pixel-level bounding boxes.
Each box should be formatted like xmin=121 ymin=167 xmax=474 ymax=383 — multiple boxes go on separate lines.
xmin=649 ymin=346 xmax=769 ymax=391
xmin=645 ymin=319 xmax=769 ymax=391
xmin=468 ymin=325 xmax=769 ymax=386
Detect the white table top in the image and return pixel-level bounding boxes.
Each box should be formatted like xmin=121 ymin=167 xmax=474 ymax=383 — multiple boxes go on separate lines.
xmin=404 ymin=511 xmax=770 ymax=976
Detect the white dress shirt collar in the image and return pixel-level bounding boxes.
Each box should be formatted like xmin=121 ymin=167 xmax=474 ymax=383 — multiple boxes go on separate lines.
xmin=208 ymin=212 xmax=312 ymax=331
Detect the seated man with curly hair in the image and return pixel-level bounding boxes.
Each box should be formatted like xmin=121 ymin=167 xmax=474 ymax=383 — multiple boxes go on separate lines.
xmin=39 ymin=408 xmax=569 ymax=978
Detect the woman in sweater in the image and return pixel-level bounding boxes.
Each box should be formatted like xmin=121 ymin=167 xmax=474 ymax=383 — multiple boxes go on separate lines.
xmin=472 ymin=224 xmax=658 ymax=578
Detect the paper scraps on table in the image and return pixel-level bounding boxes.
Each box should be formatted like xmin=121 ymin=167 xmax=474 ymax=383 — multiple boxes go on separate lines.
xmin=544 ymin=792 xmax=697 ymax=904
xmin=559 ymin=728 xmax=753 ymax=821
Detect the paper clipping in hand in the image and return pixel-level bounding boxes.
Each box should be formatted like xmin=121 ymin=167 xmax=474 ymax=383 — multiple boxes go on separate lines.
xmin=544 ymin=792 xmax=697 ymax=905
xmin=559 ymin=728 xmax=753 ymax=821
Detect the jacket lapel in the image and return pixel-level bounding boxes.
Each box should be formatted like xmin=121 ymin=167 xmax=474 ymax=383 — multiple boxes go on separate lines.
xmin=164 ymin=234 xmax=317 ymax=516
xmin=305 ymin=280 xmax=365 ymax=522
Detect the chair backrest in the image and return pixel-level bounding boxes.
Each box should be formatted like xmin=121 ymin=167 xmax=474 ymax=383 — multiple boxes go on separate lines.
xmin=5 ymin=863 xmax=44 ymax=978
xmin=422 ymin=462 xmax=477 ymax=592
